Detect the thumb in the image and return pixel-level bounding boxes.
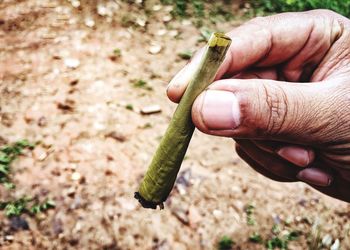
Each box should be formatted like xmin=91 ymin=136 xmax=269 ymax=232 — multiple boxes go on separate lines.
xmin=191 ymin=79 xmax=342 ymax=144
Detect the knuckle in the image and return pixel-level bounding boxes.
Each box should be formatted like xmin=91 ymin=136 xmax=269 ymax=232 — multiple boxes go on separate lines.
xmin=248 ymin=16 xmax=267 ymax=25
xmin=261 ymin=83 xmax=289 ymax=136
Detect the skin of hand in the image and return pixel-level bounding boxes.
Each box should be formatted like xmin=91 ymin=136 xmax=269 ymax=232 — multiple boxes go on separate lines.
xmin=166 ymin=10 xmax=350 ymax=202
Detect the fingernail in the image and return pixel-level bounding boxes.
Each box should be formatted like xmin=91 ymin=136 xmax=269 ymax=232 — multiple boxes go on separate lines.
xmin=201 ymin=90 xmax=240 ymax=130
xmin=277 ymin=146 xmax=311 ymax=167
xmin=297 ymin=168 xmax=332 ymax=187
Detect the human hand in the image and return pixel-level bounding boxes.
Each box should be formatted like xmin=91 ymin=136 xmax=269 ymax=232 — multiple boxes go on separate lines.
xmin=167 ymin=10 xmax=350 ymax=202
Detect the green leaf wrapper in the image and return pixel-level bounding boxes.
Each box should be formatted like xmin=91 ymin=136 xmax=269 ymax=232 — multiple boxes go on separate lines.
xmin=135 ymin=33 xmax=232 ymax=209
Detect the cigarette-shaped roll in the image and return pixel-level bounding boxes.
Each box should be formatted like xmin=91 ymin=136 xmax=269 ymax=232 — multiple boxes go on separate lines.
xmin=135 ymin=33 xmax=232 ymax=209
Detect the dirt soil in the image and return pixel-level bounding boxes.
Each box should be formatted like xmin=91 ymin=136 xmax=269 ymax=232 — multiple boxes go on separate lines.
xmin=0 ymin=1 xmax=349 ymax=249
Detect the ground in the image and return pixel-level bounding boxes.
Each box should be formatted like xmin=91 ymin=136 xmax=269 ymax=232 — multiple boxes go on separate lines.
xmin=0 ymin=1 xmax=349 ymax=249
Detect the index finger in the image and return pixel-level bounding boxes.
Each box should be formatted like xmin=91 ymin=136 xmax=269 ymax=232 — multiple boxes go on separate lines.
xmin=167 ymin=10 xmax=342 ymax=103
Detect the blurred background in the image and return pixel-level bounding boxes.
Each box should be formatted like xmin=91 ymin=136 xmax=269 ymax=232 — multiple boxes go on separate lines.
xmin=0 ymin=0 xmax=350 ymax=249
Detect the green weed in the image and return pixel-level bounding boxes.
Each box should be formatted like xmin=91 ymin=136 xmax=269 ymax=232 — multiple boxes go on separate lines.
xmin=126 ymin=104 xmax=134 ymax=111
xmin=249 ymin=232 xmax=263 ymax=243
xmin=0 ymin=139 xmax=34 ymax=189
xmin=218 ymin=235 xmax=234 ymax=250
xmin=1 ymin=197 xmax=55 ymax=217
xmin=160 ymin=0 xmax=234 ymax=26
xmin=250 ymin=0 xmax=350 ymax=18
xmin=132 ymin=79 xmax=153 ymax=91
xmin=245 ymin=204 xmax=256 ymax=226
xmin=0 ymin=140 xmax=55 ymax=217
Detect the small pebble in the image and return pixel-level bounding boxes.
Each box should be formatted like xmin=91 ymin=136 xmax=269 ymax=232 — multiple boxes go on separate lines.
xmin=5 ymin=235 xmax=14 ymax=241
xmin=281 ymin=230 xmax=290 ymax=237
xmin=97 ymin=5 xmax=108 ymax=16
xmin=330 ymin=239 xmax=340 ymax=250
xmin=322 ymin=234 xmax=333 ymax=247
xmin=140 ymin=104 xmax=161 ymax=115
xmin=148 ymin=44 xmax=162 ymax=55
xmin=233 ymin=200 xmax=244 ymax=211
xmin=177 ymin=184 xmax=187 ymax=196
xmin=285 ymin=215 xmax=293 ymax=225
xmin=164 ymin=6 xmax=173 ymax=12
xmin=212 ymin=209 xmax=223 ymax=219
xmin=156 ymin=29 xmax=167 ymax=36
xmin=73 ymin=221 xmax=83 ymax=232
xmin=84 ymin=18 xmax=95 ymax=28
xmin=181 ymin=20 xmax=192 ymax=26
xmin=71 ymin=0 xmax=80 ymax=8
xmin=169 ymin=30 xmax=179 ymax=37
xmin=136 ymin=17 xmax=146 ymax=27
xmin=64 ymin=58 xmax=80 ymax=69
xmin=162 ymin=15 xmax=172 ymax=22
xmin=71 ymin=172 xmax=81 ymax=181
xmin=10 ymin=216 xmax=29 ymax=231
xmin=152 ymin=5 xmax=162 ymax=11
xmin=33 ymin=147 xmax=48 ymax=161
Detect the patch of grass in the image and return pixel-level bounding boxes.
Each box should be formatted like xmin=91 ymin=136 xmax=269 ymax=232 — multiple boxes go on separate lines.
xmin=0 ymin=197 xmax=55 ymax=217
xmin=160 ymin=0 xmax=234 ymax=26
xmin=266 ymin=236 xmax=288 ymax=250
xmin=174 ymin=0 xmax=187 ymax=17
xmin=1 ymin=197 xmax=28 ymax=217
xmin=209 ymin=3 xmax=234 ymax=23
xmin=0 ymin=139 xmax=34 ymax=189
xmin=132 ymin=79 xmax=153 ymax=91
xmin=218 ymin=235 xmax=234 ymax=250
xmin=141 ymin=123 xmax=152 ymax=129
xmin=245 ymin=221 xmax=302 ymax=248
xmin=0 ymin=140 xmax=55 ymax=217
xmin=286 ymin=230 xmax=301 ymax=241
xmin=126 ymin=104 xmax=134 ymax=111
xmin=121 ymin=15 xmax=135 ymax=27
xmin=29 ymin=199 xmax=55 ymax=215
xmin=113 ymin=48 xmax=122 ymax=57
xmin=245 ymin=204 xmax=256 ymax=226
xmin=266 ymin=224 xmax=301 ymax=249
xmin=265 ymin=228 xmax=301 ymax=249
xmin=110 ymin=48 xmax=122 ymax=61
xmin=249 ymin=0 xmax=350 ymax=18
xmin=272 ymin=224 xmax=280 ymax=234
xmin=192 ymin=0 xmax=205 ymax=18
xmin=249 ymin=232 xmax=263 ymax=243
xmin=160 ymin=0 xmax=187 ymax=17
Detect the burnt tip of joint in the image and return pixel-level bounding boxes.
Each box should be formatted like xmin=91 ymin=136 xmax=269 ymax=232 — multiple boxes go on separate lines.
xmin=134 ymin=192 xmax=164 ymax=210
